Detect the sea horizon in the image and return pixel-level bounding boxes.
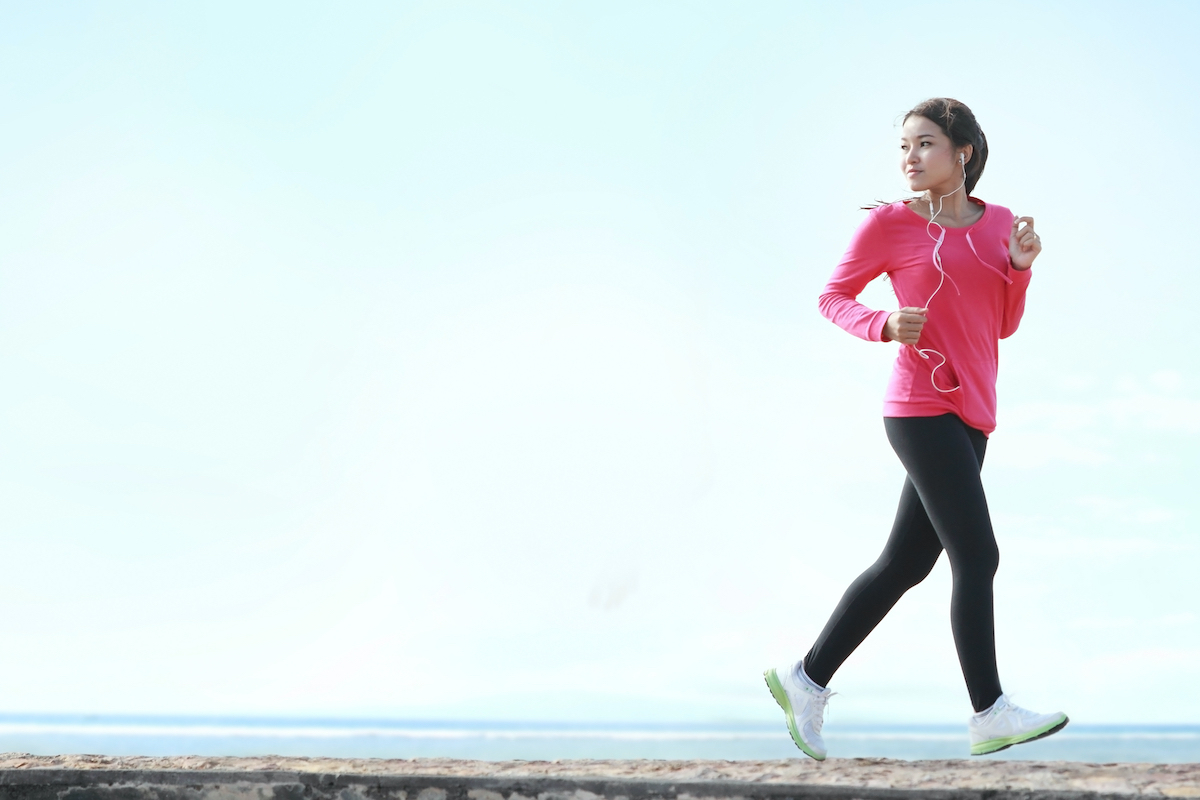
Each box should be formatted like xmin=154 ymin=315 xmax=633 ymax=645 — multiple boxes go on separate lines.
xmin=0 ymin=714 xmax=1196 ymax=764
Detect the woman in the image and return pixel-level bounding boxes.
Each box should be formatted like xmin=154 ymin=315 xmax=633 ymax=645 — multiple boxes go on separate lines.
xmin=764 ymin=98 xmax=1067 ymax=760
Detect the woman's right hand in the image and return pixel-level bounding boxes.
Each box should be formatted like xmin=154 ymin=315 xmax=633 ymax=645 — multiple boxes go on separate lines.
xmin=883 ymin=307 xmax=928 ymax=345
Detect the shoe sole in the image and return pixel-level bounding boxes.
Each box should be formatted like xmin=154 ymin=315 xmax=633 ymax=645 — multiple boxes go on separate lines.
xmin=763 ymin=668 xmax=826 ymax=761
xmin=971 ymin=714 xmax=1069 ymax=756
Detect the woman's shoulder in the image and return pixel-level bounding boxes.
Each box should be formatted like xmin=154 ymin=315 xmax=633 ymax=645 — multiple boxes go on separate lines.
xmin=859 ymin=200 xmax=918 ymax=231
xmin=975 ymin=198 xmax=1015 ymax=227
xmin=863 ymin=199 xmax=916 ymax=218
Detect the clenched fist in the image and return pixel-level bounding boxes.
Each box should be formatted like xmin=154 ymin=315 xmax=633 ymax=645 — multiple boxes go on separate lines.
xmin=883 ymin=307 xmax=928 ymax=346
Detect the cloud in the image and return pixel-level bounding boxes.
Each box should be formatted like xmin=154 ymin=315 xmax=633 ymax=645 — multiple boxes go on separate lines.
xmin=588 ymin=574 xmax=639 ymax=611
xmin=1075 ymin=495 xmax=1180 ymax=525
xmin=994 ymin=370 xmax=1200 ymax=467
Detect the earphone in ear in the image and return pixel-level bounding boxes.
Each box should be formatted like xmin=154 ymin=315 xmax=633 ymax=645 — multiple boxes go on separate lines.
xmin=960 ymin=153 xmax=966 ymax=164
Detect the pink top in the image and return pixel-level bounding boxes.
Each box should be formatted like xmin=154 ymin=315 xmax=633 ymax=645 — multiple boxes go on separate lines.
xmin=818 ymin=199 xmax=1032 ymax=436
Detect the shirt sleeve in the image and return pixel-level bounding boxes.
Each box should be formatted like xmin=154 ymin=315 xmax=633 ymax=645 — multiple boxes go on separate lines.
xmin=998 ymin=207 xmax=1033 ymax=339
xmin=818 ymin=211 xmax=893 ymax=342
xmin=1000 ymin=264 xmax=1032 ymax=339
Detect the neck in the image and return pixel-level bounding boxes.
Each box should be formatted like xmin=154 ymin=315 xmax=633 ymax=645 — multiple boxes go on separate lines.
xmin=924 ymin=181 xmax=974 ymax=224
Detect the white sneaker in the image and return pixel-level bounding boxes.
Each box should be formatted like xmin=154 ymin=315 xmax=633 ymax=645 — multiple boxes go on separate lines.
xmin=763 ymin=662 xmax=832 ymax=760
xmin=969 ymin=693 xmax=1069 ymax=755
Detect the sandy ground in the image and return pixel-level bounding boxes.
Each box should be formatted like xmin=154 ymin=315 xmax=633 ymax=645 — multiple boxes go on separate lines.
xmin=0 ymin=755 xmax=1197 ymax=796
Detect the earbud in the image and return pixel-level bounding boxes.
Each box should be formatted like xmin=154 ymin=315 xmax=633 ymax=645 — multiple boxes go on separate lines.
xmin=960 ymin=153 xmax=966 ymax=164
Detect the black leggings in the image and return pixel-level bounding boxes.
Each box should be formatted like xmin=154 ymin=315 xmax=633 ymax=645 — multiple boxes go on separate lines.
xmin=803 ymin=413 xmax=1003 ymax=713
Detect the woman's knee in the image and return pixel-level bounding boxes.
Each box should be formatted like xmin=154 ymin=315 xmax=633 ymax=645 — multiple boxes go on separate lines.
xmin=981 ymin=540 xmax=1000 ymax=577
xmin=877 ymin=547 xmax=941 ymax=590
xmin=951 ymin=540 xmax=999 ymax=581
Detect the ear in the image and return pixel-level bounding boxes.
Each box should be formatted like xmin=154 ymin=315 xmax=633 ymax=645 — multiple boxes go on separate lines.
xmin=959 ymin=145 xmax=973 ymax=166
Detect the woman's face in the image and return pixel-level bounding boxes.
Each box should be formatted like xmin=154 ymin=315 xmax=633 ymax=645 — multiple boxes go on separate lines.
xmin=899 ymin=115 xmax=967 ymax=193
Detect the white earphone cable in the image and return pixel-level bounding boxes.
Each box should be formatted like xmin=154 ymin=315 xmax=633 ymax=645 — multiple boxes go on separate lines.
xmin=910 ymin=156 xmax=969 ymax=394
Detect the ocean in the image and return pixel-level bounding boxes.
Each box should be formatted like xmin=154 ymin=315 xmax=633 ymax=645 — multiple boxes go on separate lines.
xmin=0 ymin=716 xmax=1197 ymax=763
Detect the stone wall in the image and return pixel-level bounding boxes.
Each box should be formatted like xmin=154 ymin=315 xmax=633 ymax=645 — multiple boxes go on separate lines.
xmin=0 ymin=756 xmax=1197 ymax=800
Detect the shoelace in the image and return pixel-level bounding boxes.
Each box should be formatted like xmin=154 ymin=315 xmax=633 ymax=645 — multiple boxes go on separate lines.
xmin=983 ymin=695 xmax=1038 ymax=725
xmin=810 ymin=691 xmax=838 ymax=735
xmin=1008 ymin=700 xmax=1041 ymax=722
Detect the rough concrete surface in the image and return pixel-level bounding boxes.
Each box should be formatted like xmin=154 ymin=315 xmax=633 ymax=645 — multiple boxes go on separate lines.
xmin=0 ymin=755 xmax=1197 ymax=800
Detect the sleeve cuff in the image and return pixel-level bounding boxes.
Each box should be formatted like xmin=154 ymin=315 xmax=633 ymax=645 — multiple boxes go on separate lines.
xmin=869 ymin=309 xmax=891 ymax=342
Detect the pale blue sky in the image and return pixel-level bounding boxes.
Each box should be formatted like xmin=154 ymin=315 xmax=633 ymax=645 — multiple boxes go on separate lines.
xmin=0 ymin=1 xmax=1197 ymax=725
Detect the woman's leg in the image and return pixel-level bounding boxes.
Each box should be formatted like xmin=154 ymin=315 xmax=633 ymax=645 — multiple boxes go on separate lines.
xmin=883 ymin=414 xmax=1000 ymax=712
xmin=802 ymin=469 xmax=944 ymax=688
xmin=803 ymin=414 xmax=1001 ymax=713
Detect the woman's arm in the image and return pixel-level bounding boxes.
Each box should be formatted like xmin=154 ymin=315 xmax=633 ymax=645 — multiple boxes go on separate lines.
xmin=817 ymin=213 xmax=894 ymax=342
xmin=1000 ymin=215 xmax=1040 ymax=338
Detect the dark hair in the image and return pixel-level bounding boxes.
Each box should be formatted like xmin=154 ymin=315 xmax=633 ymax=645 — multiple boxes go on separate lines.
xmin=904 ymin=98 xmax=988 ymax=194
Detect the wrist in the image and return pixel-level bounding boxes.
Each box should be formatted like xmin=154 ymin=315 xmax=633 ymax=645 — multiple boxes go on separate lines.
xmin=880 ymin=311 xmax=897 ymax=342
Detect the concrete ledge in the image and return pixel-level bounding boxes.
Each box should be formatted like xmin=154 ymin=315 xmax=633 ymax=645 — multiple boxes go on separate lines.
xmin=0 ymin=756 xmax=1196 ymax=800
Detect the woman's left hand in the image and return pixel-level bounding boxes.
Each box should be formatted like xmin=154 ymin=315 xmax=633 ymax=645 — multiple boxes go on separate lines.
xmin=1009 ymin=215 xmax=1041 ymax=271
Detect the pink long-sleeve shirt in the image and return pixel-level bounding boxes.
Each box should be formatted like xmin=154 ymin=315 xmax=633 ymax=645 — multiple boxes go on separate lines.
xmin=819 ymin=199 xmax=1032 ymax=436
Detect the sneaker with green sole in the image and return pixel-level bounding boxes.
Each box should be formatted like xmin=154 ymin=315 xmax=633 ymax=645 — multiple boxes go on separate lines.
xmin=763 ymin=663 xmax=832 ymax=761
xmin=969 ymin=693 xmax=1069 ymax=755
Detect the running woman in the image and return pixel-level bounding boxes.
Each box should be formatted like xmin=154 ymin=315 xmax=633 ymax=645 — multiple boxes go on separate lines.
xmin=764 ymin=98 xmax=1068 ymax=760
